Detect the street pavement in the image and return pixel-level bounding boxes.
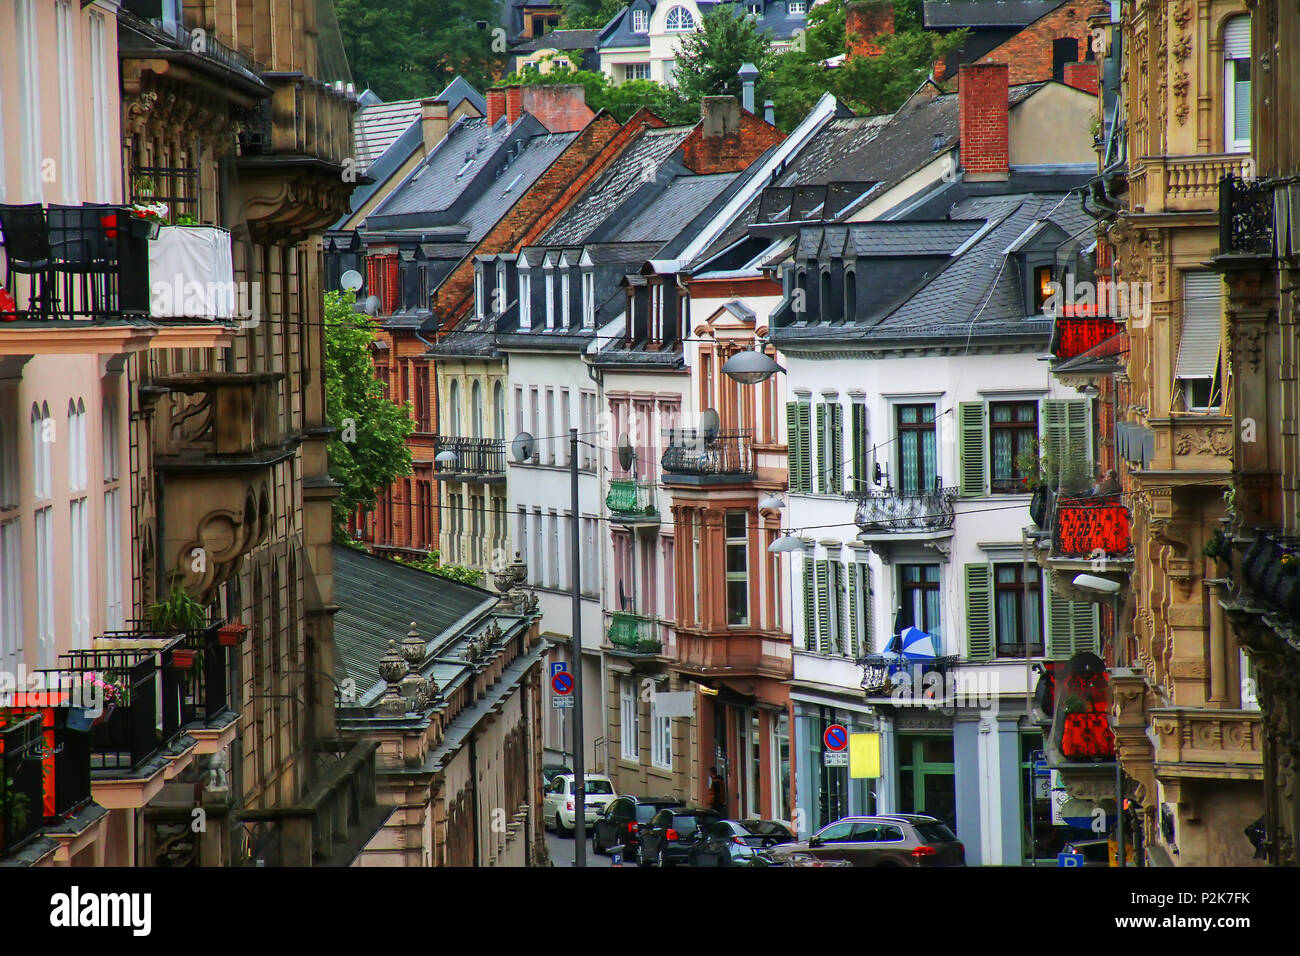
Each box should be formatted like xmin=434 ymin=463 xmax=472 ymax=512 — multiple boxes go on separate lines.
xmin=545 ymin=829 xmax=615 ymax=868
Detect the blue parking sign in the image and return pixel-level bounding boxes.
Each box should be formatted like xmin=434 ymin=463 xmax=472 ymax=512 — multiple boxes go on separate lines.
xmin=1057 ymin=852 xmax=1086 ymax=867
xmin=550 ymin=662 xmax=568 ymax=678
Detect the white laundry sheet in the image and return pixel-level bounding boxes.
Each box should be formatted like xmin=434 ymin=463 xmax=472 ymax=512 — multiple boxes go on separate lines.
xmin=148 ymin=225 xmax=236 ymax=320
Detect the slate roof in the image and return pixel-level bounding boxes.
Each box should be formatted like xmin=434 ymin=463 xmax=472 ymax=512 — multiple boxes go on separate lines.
xmin=922 ymin=0 xmax=1067 ymax=28
xmin=792 ymin=220 xmax=983 ymax=259
xmin=333 ymin=545 xmax=498 ymax=695
xmin=541 ymin=126 xmax=695 ymax=245
xmin=612 ymin=172 xmax=738 ymax=243
xmin=352 ymin=77 xmax=487 ymax=174
xmin=601 ymin=0 xmax=807 ymax=48
xmin=512 ymin=28 xmax=601 ymax=51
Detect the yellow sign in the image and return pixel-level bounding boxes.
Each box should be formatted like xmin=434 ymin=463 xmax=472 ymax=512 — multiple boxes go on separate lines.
xmin=849 ymin=732 xmax=881 ymax=779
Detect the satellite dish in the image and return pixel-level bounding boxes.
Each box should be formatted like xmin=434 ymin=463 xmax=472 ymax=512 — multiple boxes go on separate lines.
xmin=701 ymin=408 xmax=720 ymax=445
xmin=617 ymin=433 xmax=635 ymax=472
xmin=511 ymin=431 xmax=536 ymax=463
xmin=360 ymin=294 xmax=380 ymax=317
xmin=339 ymin=269 xmax=363 ymax=293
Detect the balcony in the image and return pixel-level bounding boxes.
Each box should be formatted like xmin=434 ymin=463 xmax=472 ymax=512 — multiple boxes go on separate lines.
xmin=238 ymin=73 xmax=355 ymax=173
xmin=660 ymin=428 xmax=755 ymax=485
xmin=607 ymin=612 xmax=663 ymax=655
xmin=433 ymin=437 xmax=506 ymax=483
xmin=1128 ymin=154 xmax=1254 ymax=213
xmin=149 ymin=372 xmax=286 ymax=467
xmin=853 ymin=486 xmax=957 ymax=541
xmin=1218 ymin=175 xmax=1275 ymax=258
xmin=606 ymin=479 xmax=659 ymax=525
xmin=1150 ymin=708 xmax=1263 ymax=781
xmin=1235 ymin=531 xmax=1300 ymax=622
xmin=859 ymin=654 xmax=961 ymax=704
xmin=1051 ymin=495 xmax=1132 ymax=561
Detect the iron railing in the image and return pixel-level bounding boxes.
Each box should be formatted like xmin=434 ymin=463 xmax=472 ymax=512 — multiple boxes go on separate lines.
xmin=1239 ymin=531 xmax=1300 ymax=619
xmin=1051 ymin=495 xmax=1132 ymax=558
xmin=661 ymin=428 xmax=754 ymax=477
xmin=606 ymin=479 xmax=658 ymax=519
xmin=0 ymin=714 xmax=46 ymax=855
xmin=1219 ymin=175 xmax=1275 ymax=256
xmin=608 ymin=612 xmax=663 ymax=654
xmin=858 ymin=654 xmax=961 ymax=698
xmin=130 ymin=166 xmax=200 ymax=219
xmin=0 ymin=203 xmax=153 ymax=321
xmin=434 ymin=436 xmax=507 ymax=478
xmin=853 ymin=486 xmax=957 ymax=534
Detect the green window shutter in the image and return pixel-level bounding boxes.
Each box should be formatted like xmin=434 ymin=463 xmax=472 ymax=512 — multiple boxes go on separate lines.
xmin=815 ymin=560 xmax=830 ymax=653
xmin=802 ymin=556 xmax=816 ymax=649
xmin=1046 ymin=591 xmax=1097 ymax=659
xmin=786 ymin=402 xmax=803 ymax=493
xmin=851 ymin=404 xmax=868 ymax=492
xmin=847 ymin=562 xmax=860 ymax=656
xmin=964 ymin=563 xmax=993 ymax=662
xmin=815 ymin=403 xmax=827 ymax=493
xmin=958 ymin=402 xmax=986 ymax=497
xmin=800 ymin=404 xmax=812 ymax=493
xmin=830 ymin=403 xmax=844 ymax=493
xmin=848 ymin=562 xmax=874 ymax=657
xmin=1042 ymin=399 xmax=1091 ymax=491
xmin=831 ymin=559 xmax=846 ymax=654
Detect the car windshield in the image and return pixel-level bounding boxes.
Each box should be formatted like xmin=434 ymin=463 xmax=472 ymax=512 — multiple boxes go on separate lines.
xmin=636 ymin=804 xmax=669 ymax=823
xmin=672 ymin=814 xmax=707 ymax=834
xmin=586 ymin=779 xmax=614 ymax=795
xmin=915 ymin=823 xmax=958 ymax=843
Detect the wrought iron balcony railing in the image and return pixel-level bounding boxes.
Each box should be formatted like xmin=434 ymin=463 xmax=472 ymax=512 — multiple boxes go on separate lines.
xmin=0 ymin=203 xmax=153 ymax=321
xmin=607 ymin=612 xmax=663 ymax=654
xmin=0 ymin=713 xmax=48 ymax=855
xmin=661 ymin=428 xmax=754 ymax=478
xmin=853 ymin=486 xmax=957 ymax=535
xmin=606 ymin=479 xmax=658 ymax=520
xmin=1051 ymin=495 xmax=1132 ymax=559
xmin=434 ymin=436 xmax=507 ymax=479
xmin=1219 ymin=175 xmax=1275 ymax=256
xmin=858 ymin=654 xmax=961 ymax=699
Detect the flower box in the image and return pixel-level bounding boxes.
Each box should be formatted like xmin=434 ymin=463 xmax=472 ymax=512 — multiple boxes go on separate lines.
xmin=171 ymin=649 xmax=197 ymax=670
xmin=218 ymin=623 xmax=249 ymax=647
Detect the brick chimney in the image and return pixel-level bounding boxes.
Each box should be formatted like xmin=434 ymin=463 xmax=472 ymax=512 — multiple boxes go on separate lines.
xmin=520 ymin=84 xmax=595 ymax=133
xmin=420 ymin=98 xmax=450 ymax=154
xmin=958 ymin=62 xmax=1009 ymax=182
xmin=505 ymin=85 xmax=524 ymax=124
xmin=1063 ymin=61 xmax=1099 ymax=96
xmin=681 ymin=95 xmax=785 ymax=174
xmin=700 ymin=95 xmax=740 ymax=138
xmin=845 ymin=1 xmax=894 ymax=59
xmin=486 ymin=88 xmax=506 ymax=126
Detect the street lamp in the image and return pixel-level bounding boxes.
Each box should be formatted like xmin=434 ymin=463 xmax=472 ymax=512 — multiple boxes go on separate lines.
xmin=759 ymin=493 xmax=786 ymax=512
xmin=514 ymin=428 xmax=590 ymax=866
xmin=721 ymin=346 xmax=786 ymax=385
xmin=434 ymin=449 xmax=458 ymax=468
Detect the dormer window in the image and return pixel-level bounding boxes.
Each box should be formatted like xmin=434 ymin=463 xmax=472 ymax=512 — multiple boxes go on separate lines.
xmin=1032 ymin=264 xmax=1054 ymax=313
xmin=632 ymin=8 xmax=648 ymax=31
xmin=495 ymin=265 xmax=506 ymax=316
xmin=746 ymin=3 xmax=762 ymax=18
xmin=545 ymin=270 xmax=555 ymax=328
xmin=665 ymin=6 xmax=695 ymax=31
xmin=561 ymin=270 xmax=571 ymax=327
xmin=650 ymin=281 xmax=664 ymax=342
xmin=475 ymin=266 xmax=485 ymax=318
xmin=519 ymin=272 xmax=532 ymax=329
xmin=583 ymin=272 xmax=595 ymax=328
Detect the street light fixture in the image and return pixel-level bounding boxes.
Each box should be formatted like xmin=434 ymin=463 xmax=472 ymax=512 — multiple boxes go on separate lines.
xmin=721 ymin=347 xmax=786 ymax=385
xmin=759 ymin=493 xmax=786 ymax=512
xmin=434 ymin=449 xmax=459 ymax=468
xmin=768 ymin=534 xmax=804 ymax=553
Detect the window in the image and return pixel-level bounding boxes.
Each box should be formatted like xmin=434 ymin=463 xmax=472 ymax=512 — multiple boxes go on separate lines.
xmin=665 ymin=5 xmax=695 ymax=30
xmin=1224 ymin=17 xmax=1251 ymax=153
xmin=989 ymin=401 xmax=1038 ymax=493
xmin=623 ymin=62 xmax=651 ymax=82
xmin=89 ymin=12 xmax=110 ymax=201
xmin=621 ymin=679 xmax=640 ymax=760
xmin=545 ymin=271 xmax=555 ymax=328
xmin=16 ymin=0 xmax=43 ymax=202
xmin=810 ymin=557 xmax=846 ymax=654
xmin=898 ymin=564 xmax=941 ymax=642
xmin=652 ymin=712 xmax=672 ymax=769
xmin=31 ymin=401 xmax=51 ymax=501
xmin=787 ymin=399 xmax=812 ymax=493
xmin=746 ymin=3 xmax=762 ymax=17
xmin=561 ymin=271 xmax=571 ymax=327
xmin=582 ymin=272 xmax=595 ymax=327
xmin=1033 ymin=264 xmax=1055 ymax=312
xmin=495 ymin=265 xmax=506 ymax=317
xmin=816 ymin=398 xmax=843 ymax=494
xmin=519 ymin=272 xmax=531 ymax=329
xmin=449 ymin=380 xmax=462 ymax=435
xmin=493 ymin=382 xmax=506 ymax=438
xmin=788 ymin=1 xmax=806 ymax=14
xmin=68 ymin=399 xmax=89 ymax=648
xmin=993 ymin=562 xmax=1043 ymax=656
xmin=725 ymin=511 xmax=749 ymax=626
xmin=0 ymin=417 xmax=20 ymax=675
xmin=844 ymin=270 xmax=857 ymax=319
xmin=56 ymin=0 xmax=80 ymax=204
xmin=475 ymin=267 xmax=485 ymax=318
xmin=1051 ymin=37 xmax=1079 ymax=84
xmin=896 ymin=404 xmax=937 ymax=494
xmin=471 ymin=382 xmax=483 ymax=439
xmin=632 ymin=7 xmax=648 ymax=31
xmin=1177 ymin=272 xmax=1224 ymax=411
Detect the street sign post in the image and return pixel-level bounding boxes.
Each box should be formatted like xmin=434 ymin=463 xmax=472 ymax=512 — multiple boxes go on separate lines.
xmin=552 ymin=671 xmax=575 ymax=709
xmin=1057 ymin=851 xmax=1086 ymax=867
xmin=823 ymin=724 xmax=848 ymax=751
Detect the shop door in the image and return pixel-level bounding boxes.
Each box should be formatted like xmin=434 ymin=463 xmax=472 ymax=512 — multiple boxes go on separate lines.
xmin=897 ymin=735 xmax=956 ymax=831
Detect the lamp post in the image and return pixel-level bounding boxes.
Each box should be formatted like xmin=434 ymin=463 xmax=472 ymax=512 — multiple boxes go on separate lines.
xmin=1073 ymin=571 xmax=1125 ymax=867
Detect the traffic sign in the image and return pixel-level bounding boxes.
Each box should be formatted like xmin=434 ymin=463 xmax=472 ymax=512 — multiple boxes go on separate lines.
xmin=823 ymin=751 xmax=849 ymax=767
xmin=1031 ymin=749 xmax=1050 ymax=777
xmin=823 ymin=724 xmax=849 ymax=752
xmin=550 ymin=662 xmax=569 ymax=678
xmin=1057 ymin=851 xmax=1086 ymax=867
xmin=552 ymin=672 xmax=574 ymax=695
xmin=552 ymin=694 xmax=574 ymax=710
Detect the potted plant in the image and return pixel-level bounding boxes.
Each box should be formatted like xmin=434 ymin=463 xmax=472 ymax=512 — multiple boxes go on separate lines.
xmin=147 ymin=584 xmax=209 ymax=634
xmin=68 ymin=674 xmax=125 ymax=731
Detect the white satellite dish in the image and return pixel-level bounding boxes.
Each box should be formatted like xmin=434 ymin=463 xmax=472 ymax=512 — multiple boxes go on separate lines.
xmin=339 ymin=269 xmax=363 ymax=293
xmin=617 ymin=433 xmax=635 ymax=472
xmin=511 ymin=431 xmax=536 ymax=463
xmin=700 ymin=408 xmax=720 ymax=444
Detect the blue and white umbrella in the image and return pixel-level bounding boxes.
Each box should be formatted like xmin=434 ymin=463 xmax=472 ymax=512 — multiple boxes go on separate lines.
xmin=895 ymin=626 xmax=938 ymax=661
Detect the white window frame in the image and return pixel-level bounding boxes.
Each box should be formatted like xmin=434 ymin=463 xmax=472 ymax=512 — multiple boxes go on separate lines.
xmin=545 ymin=271 xmax=556 ymax=328
xmin=475 ymin=267 xmax=485 ymax=318
xmin=788 ymin=0 xmax=807 ymax=14
xmin=621 ymin=678 xmax=640 ymax=760
xmin=518 ymin=272 xmax=531 ymax=329
xmin=725 ymin=510 xmax=749 ymax=627
xmin=632 ymin=8 xmax=648 ymax=32
xmin=582 ymin=271 xmax=595 ymax=328
xmin=56 ymin=0 xmax=80 ymax=205
xmin=665 ymin=6 xmax=694 ymax=31
xmin=561 ymin=271 xmax=571 ymax=327
xmin=651 ymin=712 xmax=672 ymax=769
xmin=1224 ymin=16 xmax=1251 ymax=154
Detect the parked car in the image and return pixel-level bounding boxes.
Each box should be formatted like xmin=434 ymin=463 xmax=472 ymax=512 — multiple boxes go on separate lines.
xmin=688 ymin=821 xmax=788 ymax=867
xmin=639 ymin=807 xmax=721 ymax=867
xmin=543 ymin=773 xmax=617 ymax=836
xmin=591 ymin=796 xmax=684 ymax=860
xmin=1061 ymin=837 xmax=1113 ymax=867
xmin=542 ymin=764 xmax=572 ymax=787
xmin=769 ymin=814 xmax=965 ymax=867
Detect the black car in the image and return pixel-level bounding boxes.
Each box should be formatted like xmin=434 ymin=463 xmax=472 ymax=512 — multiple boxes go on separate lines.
xmin=689 ymin=820 xmax=791 ymax=867
xmin=591 ymin=796 xmax=683 ymax=860
xmin=639 ymin=808 xmax=721 ymax=867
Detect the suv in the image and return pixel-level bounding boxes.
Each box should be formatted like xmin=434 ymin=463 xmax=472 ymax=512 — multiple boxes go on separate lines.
xmin=591 ymin=796 xmax=683 ymax=860
xmin=543 ymin=774 xmax=617 ymax=836
xmin=770 ymin=814 xmax=965 ymax=867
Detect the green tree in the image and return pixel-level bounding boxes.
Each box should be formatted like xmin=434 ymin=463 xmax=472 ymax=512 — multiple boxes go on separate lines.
xmin=335 ymin=0 xmax=506 ymax=100
xmin=324 ymin=290 xmax=414 ymax=538
xmin=500 ymin=62 xmax=700 ymax=124
xmin=394 ymin=551 xmax=486 ymax=587
xmin=770 ymin=0 xmax=966 ymax=129
xmin=673 ymin=6 xmax=776 ymax=105
xmin=559 ymin=0 xmax=627 ymax=29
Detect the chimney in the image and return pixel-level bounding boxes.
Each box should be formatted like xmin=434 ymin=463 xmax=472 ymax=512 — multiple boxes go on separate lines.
xmin=845 ymin=1 xmax=894 ymax=59
xmin=700 ymin=96 xmax=741 ymax=138
xmin=505 ymin=85 xmax=524 ymax=125
xmin=420 ymin=98 xmax=450 ymax=154
xmin=738 ymin=62 xmax=759 ymax=114
xmin=520 ymin=84 xmax=595 ymax=133
xmin=1063 ymin=61 xmax=1099 ymax=96
xmin=958 ymin=62 xmax=1009 ymax=182
xmin=487 ymin=88 xmax=506 ymax=126
xmin=933 ymin=57 xmax=947 ymax=83
xmin=764 ymin=99 xmax=775 ymax=125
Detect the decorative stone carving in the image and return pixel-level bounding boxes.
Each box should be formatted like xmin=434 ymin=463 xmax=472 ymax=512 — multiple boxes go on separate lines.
xmin=1174 ymin=426 xmax=1233 ymax=458
xmin=494 ymin=552 xmax=540 ymax=616
xmin=377 ymin=640 xmax=409 ymax=716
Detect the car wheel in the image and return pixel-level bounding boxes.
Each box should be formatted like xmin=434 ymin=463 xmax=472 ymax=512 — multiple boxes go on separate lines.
xmin=658 ymin=847 xmax=671 ymax=868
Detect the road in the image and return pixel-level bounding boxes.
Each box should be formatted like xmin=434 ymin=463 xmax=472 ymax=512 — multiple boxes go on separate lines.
xmin=545 ymin=828 xmax=615 ymax=868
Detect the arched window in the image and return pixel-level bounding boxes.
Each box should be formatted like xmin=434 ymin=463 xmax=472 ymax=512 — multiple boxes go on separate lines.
xmin=67 ymin=398 xmax=86 ymax=491
xmin=493 ymin=382 xmax=506 ymax=438
xmin=845 ymin=270 xmax=857 ymax=320
xmin=665 ymin=5 xmax=695 ymax=31
xmin=819 ymin=270 xmax=833 ymax=321
xmin=31 ymin=402 xmax=50 ymax=500
xmin=1224 ymin=16 xmax=1251 ymax=153
xmin=449 ymin=380 xmax=462 ymax=435
xmin=471 ymin=381 xmax=483 ymax=439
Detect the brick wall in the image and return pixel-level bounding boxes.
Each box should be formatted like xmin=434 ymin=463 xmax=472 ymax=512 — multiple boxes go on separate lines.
xmin=680 ymin=97 xmax=785 ymax=175
xmin=505 ymin=86 xmax=524 ymax=124
xmin=487 ymin=89 xmax=505 ymax=126
xmin=958 ymin=62 xmax=1009 ymax=181
xmin=962 ymin=0 xmax=1108 ymax=87
xmin=520 ymin=85 xmax=596 ymax=133
xmin=845 ymin=0 xmax=894 ymax=58
xmin=1063 ymin=60 xmax=1099 ymax=96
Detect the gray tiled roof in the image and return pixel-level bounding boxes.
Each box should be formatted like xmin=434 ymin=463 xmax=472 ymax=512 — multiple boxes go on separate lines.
xmin=512 ymin=28 xmax=601 ymax=52
xmin=333 ymin=545 xmax=497 ymax=696
xmin=922 ymin=0 xmax=1067 ymax=28
xmin=612 ymin=172 xmax=738 ymax=243
xmin=602 ymin=0 xmax=808 ymax=48
xmin=793 ymin=220 xmax=983 ymax=259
